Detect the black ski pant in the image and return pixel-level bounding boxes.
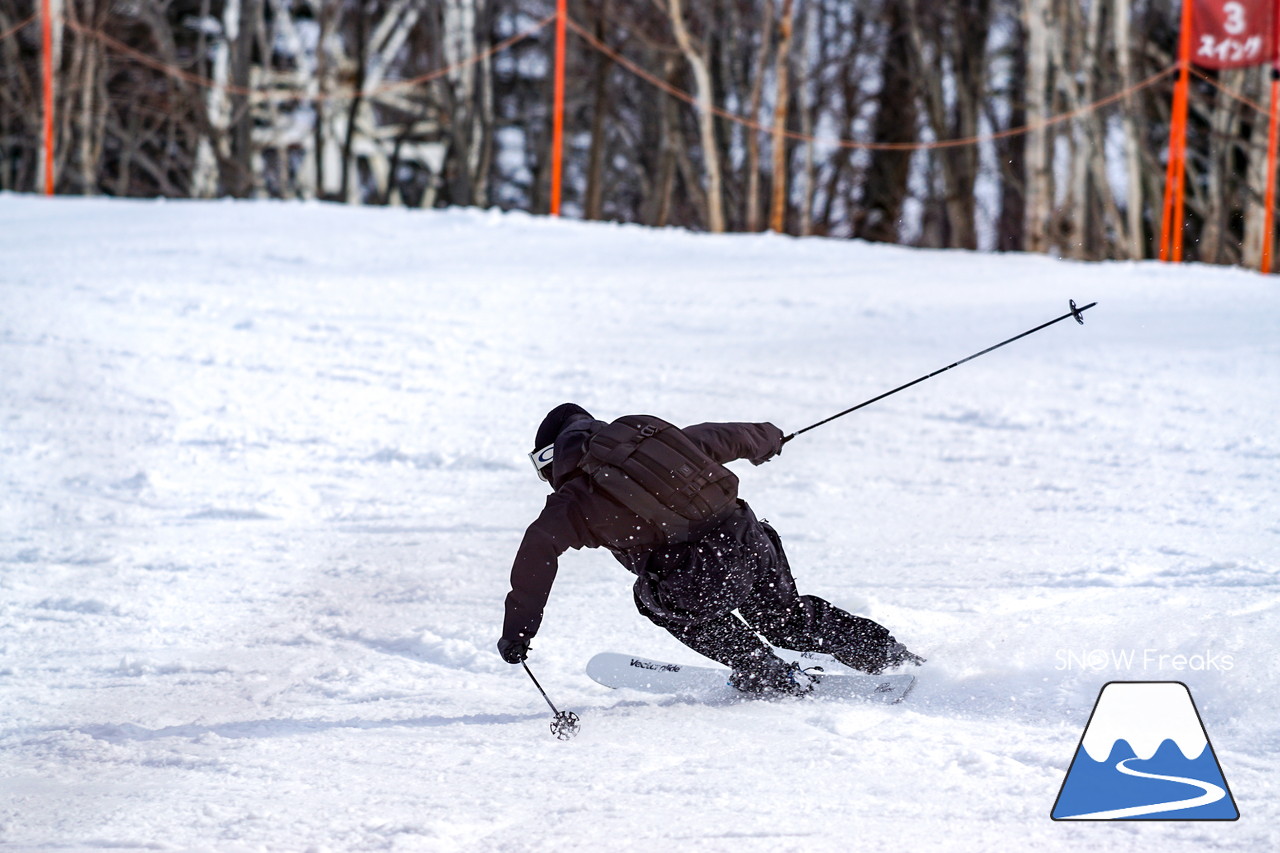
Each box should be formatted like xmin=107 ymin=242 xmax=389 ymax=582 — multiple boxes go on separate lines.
xmin=632 ymin=504 xmax=892 ymax=673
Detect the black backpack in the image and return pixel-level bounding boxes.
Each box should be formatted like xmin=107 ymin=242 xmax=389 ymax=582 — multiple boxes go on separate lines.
xmin=580 ymin=415 xmax=738 ymax=542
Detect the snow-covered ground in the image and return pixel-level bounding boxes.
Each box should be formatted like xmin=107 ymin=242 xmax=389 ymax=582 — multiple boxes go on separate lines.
xmin=1 ymin=194 xmax=1277 ymax=851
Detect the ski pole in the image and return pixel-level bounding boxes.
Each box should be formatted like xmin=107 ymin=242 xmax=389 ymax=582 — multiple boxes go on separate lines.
xmin=782 ymin=299 xmax=1097 ymax=444
xmin=522 ymin=661 xmax=580 ymax=740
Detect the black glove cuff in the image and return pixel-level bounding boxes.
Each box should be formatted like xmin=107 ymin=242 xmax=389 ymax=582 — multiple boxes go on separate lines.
xmin=497 ymin=636 xmax=530 ymax=664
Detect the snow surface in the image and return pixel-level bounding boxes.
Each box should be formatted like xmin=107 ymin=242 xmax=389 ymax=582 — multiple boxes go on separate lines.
xmin=1 ymin=194 xmax=1278 ymax=851
xmin=1080 ymin=682 xmax=1207 ymax=762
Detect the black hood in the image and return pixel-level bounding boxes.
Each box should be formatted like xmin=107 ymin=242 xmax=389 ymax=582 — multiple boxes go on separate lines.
xmin=535 ymin=403 xmax=591 ymax=451
xmin=549 ymin=413 xmax=602 ymax=489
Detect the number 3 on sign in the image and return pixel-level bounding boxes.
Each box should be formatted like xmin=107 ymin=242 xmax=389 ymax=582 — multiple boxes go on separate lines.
xmin=1223 ymin=1 xmax=1246 ymax=36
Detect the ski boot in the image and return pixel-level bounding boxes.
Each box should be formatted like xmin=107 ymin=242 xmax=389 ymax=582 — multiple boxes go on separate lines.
xmin=728 ymin=658 xmax=816 ymax=698
xmin=834 ymin=639 xmax=926 ymax=675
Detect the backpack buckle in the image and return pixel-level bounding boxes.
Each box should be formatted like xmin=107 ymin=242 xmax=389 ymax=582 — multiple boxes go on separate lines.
xmin=638 ymin=424 xmax=658 ymax=437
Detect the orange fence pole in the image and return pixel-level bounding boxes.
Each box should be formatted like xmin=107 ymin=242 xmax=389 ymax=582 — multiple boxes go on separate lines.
xmin=1263 ymin=73 xmax=1280 ymax=273
xmin=40 ymin=0 xmax=54 ymax=195
xmin=1159 ymin=95 xmax=1182 ymax=261
xmin=1161 ymin=0 xmax=1194 ymax=261
xmin=1170 ymin=0 xmax=1197 ymax=262
xmin=1167 ymin=74 xmax=1191 ymax=261
xmin=1263 ymin=1 xmax=1280 ymax=274
xmin=549 ymin=0 xmax=566 ymax=216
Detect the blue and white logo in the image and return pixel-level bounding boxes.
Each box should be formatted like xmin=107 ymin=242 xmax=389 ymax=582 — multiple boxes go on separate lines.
xmin=1051 ymin=681 xmax=1239 ymax=820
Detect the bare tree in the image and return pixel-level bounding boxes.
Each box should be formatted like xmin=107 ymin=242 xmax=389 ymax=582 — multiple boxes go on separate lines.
xmin=768 ymin=0 xmax=793 ymax=233
xmin=666 ymin=0 xmax=726 ymax=232
xmin=1023 ymin=0 xmax=1053 ymax=253
xmin=857 ymin=1 xmax=918 ymax=244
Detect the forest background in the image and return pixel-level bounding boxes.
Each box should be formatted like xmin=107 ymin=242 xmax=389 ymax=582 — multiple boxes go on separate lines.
xmin=1 ymin=0 xmax=1274 ymax=268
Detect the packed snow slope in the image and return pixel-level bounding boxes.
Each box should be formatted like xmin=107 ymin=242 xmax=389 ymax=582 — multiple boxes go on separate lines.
xmin=2 ymin=195 xmax=1277 ymax=852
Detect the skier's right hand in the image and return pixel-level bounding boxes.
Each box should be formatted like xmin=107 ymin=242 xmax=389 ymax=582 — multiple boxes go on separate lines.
xmin=497 ymin=636 xmax=530 ymax=664
xmin=749 ymin=423 xmax=785 ymax=466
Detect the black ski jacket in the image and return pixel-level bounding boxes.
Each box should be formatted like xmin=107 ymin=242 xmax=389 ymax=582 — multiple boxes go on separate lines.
xmin=501 ymin=417 xmax=783 ymax=644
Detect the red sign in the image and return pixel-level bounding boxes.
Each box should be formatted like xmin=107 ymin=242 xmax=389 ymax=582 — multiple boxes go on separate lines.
xmin=1192 ymin=0 xmax=1275 ymax=68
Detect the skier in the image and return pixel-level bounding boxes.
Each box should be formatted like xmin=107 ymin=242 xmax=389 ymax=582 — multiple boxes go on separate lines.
xmin=498 ymin=403 xmax=923 ymax=696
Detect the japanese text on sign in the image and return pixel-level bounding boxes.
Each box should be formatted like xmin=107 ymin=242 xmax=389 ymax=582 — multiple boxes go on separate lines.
xmin=1192 ymin=0 xmax=1275 ymax=69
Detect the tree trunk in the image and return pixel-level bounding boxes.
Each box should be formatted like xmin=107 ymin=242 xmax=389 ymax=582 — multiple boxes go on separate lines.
xmin=769 ymin=0 xmax=795 ymax=234
xmin=191 ymin=0 xmax=220 ymax=196
xmin=1200 ymin=69 xmax=1243 ymax=263
xmin=584 ymin=1 xmax=613 ymax=221
xmin=1114 ymin=0 xmax=1145 ymax=258
xmin=798 ymin=1 xmax=818 ymax=237
xmin=1243 ymin=66 xmax=1271 ymax=269
xmin=668 ymin=0 xmax=725 ymax=232
xmin=646 ymin=58 xmax=681 ymax=227
xmin=1064 ymin=0 xmax=1090 ymax=258
xmin=314 ymin=0 xmax=343 ymax=200
xmin=69 ymin=1 xmax=97 ymax=194
xmin=0 ymin=4 xmax=27 ymax=189
xmin=857 ymin=1 xmax=917 ymax=244
xmin=953 ymin=2 xmax=987 ymax=250
xmin=995 ymin=8 xmax=1027 ymax=252
xmin=1054 ymin=0 xmax=1115 ymax=259
xmin=340 ymin=4 xmax=368 ymax=204
xmin=1024 ymin=0 xmax=1053 ymax=253
xmin=906 ymin=0 xmax=986 ymax=250
xmin=439 ymin=0 xmax=492 ymax=207
xmin=744 ymin=3 xmax=773 ymax=232
xmin=226 ymin=0 xmax=260 ymax=198
xmin=114 ymin=105 xmax=141 ymax=196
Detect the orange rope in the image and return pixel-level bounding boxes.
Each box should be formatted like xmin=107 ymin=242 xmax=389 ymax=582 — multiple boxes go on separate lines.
xmin=566 ymin=14 xmax=1178 ymax=152
xmin=0 ymin=13 xmax=37 ymax=42
xmin=19 ymin=10 xmax=1275 ymax=146
xmin=1188 ymin=65 xmax=1269 ymax=115
xmin=62 ymin=14 xmax=554 ymax=103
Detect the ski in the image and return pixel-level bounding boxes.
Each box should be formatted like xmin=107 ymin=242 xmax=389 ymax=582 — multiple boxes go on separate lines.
xmin=586 ymin=652 xmax=916 ymax=704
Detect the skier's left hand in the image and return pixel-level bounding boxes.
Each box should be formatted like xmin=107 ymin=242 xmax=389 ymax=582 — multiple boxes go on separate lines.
xmin=497 ymin=636 xmax=530 ymax=664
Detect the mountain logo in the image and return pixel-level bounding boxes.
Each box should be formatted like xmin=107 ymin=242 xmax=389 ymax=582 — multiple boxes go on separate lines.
xmin=1051 ymin=681 xmax=1239 ymax=821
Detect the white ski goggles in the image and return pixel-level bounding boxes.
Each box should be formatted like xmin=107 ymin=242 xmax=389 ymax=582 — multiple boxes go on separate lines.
xmin=529 ymin=443 xmax=555 ymax=481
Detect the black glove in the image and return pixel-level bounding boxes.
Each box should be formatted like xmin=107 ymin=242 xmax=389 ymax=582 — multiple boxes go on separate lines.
xmin=749 ymin=423 xmax=785 ymax=466
xmin=497 ymin=636 xmax=530 ymax=664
